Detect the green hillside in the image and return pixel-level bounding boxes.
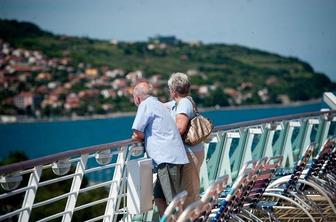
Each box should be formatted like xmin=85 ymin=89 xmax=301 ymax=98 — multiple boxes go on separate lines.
xmin=0 ymin=19 xmax=335 ymax=117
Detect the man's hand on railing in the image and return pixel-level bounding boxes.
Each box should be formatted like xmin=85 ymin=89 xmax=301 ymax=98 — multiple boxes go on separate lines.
xmin=132 ymin=130 xmax=144 ymax=141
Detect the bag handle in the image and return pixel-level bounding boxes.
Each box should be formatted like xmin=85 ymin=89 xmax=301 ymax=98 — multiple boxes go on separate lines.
xmin=185 ymin=96 xmax=200 ymax=116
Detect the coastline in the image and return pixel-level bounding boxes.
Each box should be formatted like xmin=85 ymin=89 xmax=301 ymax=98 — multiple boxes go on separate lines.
xmin=0 ymin=98 xmax=322 ymax=124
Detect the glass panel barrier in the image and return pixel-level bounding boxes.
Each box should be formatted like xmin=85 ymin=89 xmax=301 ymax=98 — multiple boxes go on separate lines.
xmin=229 ymin=136 xmax=244 ymax=181
xmin=291 ymin=126 xmax=302 ymax=163
xmin=272 ymin=125 xmax=285 ymax=157
xmin=251 ymin=132 xmax=263 ymax=160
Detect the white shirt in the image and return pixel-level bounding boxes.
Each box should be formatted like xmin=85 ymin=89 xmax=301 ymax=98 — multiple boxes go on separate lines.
xmin=132 ymin=96 xmax=189 ymax=166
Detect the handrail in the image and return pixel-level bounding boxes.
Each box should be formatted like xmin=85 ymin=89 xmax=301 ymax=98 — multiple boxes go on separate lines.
xmin=213 ymin=110 xmax=336 ymax=132
xmin=1 ymin=110 xmax=335 ymax=175
xmin=0 ymin=138 xmax=136 ymax=175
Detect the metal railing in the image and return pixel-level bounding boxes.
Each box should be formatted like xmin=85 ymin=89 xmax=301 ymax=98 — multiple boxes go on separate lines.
xmin=1 ymin=109 xmax=336 ymax=222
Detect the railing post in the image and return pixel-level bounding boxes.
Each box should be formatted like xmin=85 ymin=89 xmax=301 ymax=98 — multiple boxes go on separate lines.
xmin=104 ymin=146 xmax=127 ymax=222
xmin=62 ymin=154 xmax=88 ymax=222
xmin=252 ymin=127 xmax=267 ymax=160
xmin=253 ymin=123 xmax=278 ymax=160
xmin=323 ymin=92 xmax=336 ymax=110
xmin=217 ymin=131 xmax=240 ymax=184
xmin=260 ymin=123 xmax=281 ymax=158
xmin=231 ymin=127 xmax=260 ymax=179
xmin=200 ymin=136 xmax=218 ymax=190
xmin=296 ymin=119 xmax=310 ymax=157
xmin=297 ymin=119 xmax=316 ymax=157
xmin=199 ymin=144 xmax=210 ymax=190
xmin=18 ymin=166 xmax=42 ymax=222
xmin=315 ymin=113 xmax=332 ymax=152
xmin=240 ymin=128 xmax=253 ymax=165
xmin=276 ymin=121 xmax=299 ymax=167
xmin=113 ymin=146 xmax=137 ymax=222
xmin=238 ymin=127 xmax=262 ymax=171
xmin=230 ymin=128 xmax=248 ymax=179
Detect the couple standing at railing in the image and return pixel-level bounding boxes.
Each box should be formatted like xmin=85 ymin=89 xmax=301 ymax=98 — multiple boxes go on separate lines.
xmin=132 ymin=73 xmax=205 ymax=216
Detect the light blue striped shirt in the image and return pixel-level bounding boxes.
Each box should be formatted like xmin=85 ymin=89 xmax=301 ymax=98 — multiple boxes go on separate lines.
xmin=132 ymin=96 xmax=189 ymax=166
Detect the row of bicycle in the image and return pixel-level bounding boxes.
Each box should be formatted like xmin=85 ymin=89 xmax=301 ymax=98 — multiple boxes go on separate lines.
xmin=161 ymin=138 xmax=336 ymax=222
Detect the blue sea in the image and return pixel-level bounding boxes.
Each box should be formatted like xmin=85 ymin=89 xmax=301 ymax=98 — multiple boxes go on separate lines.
xmin=0 ymin=102 xmax=323 ymax=160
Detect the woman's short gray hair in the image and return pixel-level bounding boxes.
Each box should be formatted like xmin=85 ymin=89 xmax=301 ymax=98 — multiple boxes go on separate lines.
xmin=168 ymin=72 xmax=190 ymax=95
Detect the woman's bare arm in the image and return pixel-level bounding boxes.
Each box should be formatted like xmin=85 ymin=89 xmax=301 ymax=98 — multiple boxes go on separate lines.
xmin=176 ymin=113 xmax=189 ymax=135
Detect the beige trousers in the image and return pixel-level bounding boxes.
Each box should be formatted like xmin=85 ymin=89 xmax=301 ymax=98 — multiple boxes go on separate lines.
xmin=181 ymin=150 xmax=205 ymax=207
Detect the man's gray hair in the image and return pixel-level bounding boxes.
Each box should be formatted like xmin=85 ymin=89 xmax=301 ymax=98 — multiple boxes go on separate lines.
xmin=133 ymin=82 xmax=153 ymax=100
xmin=168 ymin=72 xmax=190 ymax=95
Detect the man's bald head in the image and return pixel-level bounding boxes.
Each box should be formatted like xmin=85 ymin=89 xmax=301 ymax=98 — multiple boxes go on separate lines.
xmin=133 ymin=82 xmax=153 ymax=106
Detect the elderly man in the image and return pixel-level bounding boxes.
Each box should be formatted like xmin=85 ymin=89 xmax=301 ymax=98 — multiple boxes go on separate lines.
xmin=132 ymin=82 xmax=189 ymax=216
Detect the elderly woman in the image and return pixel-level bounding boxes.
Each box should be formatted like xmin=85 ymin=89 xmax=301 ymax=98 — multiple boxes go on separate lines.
xmin=166 ymin=72 xmax=205 ymax=207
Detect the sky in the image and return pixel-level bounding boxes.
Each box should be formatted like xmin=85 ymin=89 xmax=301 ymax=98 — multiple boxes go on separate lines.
xmin=0 ymin=0 xmax=336 ymax=80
